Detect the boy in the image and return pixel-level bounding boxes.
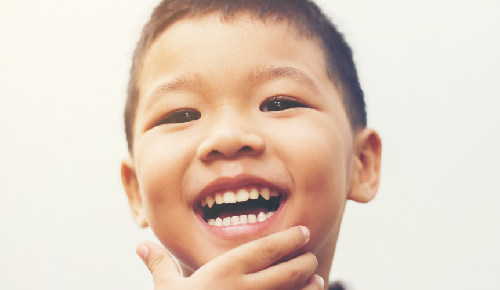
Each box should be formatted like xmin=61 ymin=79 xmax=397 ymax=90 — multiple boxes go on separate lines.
xmin=121 ymin=0 xmax=381 ymax=289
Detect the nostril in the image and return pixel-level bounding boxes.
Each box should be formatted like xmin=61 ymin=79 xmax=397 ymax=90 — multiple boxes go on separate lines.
xmin=209 ymin=146 xmax=251 ymax=157
xmin=197 ymin=129 xmax=265 ymax=161
xmin=240 ymin=146 xmax=252 ymax=152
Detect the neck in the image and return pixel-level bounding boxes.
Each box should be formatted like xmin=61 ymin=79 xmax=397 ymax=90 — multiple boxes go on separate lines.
xmin=314 ymin=207 xmax=345 ymax=290
xmin=315 ymin=230 xmax=339 ymax=289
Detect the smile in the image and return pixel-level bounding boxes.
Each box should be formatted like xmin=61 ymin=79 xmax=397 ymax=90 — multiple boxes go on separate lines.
xmin=197 ymin=187 xmax=284 ymax=227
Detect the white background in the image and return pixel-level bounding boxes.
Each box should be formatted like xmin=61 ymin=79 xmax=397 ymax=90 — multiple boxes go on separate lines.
xmin=1 ymin=0 xmax=498 ymax=289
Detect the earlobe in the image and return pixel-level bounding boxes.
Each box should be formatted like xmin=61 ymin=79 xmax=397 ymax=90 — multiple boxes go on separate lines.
xmin=348 ymin=128 xmax=382 ymax=203
xmin=121 ymin=157 xmax=148 ymax=227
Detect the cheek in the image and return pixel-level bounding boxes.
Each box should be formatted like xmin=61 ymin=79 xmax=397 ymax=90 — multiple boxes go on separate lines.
xmin=134 ymin=133 xmax=198 ymax=246
xmin=279 ymin=117 xmax=350 ymax=198
xmin=293 ymin=136 xmax=348 ymax=223
xmin=273 ymin=117 xmax=351 ymax=247
xmin=138 ymin=148 xmax=202 ymax=268
xmin=139 ymin=152 xmax=185 ymax=237
xmin=136 ymin=131 xmax=197 ymax=203
xmin=138 ymin=145 xmax=182 ymax=204
xmin=296 ymin=145 xmax=348 ymax=253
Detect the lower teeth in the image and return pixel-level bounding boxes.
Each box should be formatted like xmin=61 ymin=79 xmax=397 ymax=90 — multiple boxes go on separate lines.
xmin=207 ymin=211 xmax=275 ymax=227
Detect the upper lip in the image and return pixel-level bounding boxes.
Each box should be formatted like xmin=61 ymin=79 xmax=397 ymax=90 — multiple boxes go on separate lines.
xmin=194 ymin=174 xmax=289 ymax=206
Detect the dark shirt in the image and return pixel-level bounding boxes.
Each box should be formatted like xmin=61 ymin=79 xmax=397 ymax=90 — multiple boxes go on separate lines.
xmin=329 ymin=281 xmax=346 ymax=290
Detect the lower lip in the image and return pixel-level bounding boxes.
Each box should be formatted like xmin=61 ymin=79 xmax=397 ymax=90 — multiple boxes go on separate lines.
xmin=196 ymin=199 xmax=287 ymax=238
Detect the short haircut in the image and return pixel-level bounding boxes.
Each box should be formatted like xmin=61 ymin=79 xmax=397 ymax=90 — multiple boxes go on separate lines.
xmin=125 ymin=0 xmax=367 ymax=153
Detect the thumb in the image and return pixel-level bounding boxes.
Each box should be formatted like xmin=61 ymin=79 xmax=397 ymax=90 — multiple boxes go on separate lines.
xmin=136 ymin=241 xmax=181 ymax=286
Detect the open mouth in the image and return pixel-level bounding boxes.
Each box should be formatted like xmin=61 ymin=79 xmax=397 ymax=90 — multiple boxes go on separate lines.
xmin=196 ymin=187 xmax=284 ymax=227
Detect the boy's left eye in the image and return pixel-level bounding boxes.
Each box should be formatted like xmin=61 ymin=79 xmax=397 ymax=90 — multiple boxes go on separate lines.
xmin=259 ymin=96 xmax=307 ymax=112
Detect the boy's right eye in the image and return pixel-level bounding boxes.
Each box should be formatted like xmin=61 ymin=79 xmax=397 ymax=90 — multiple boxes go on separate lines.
xmin=158 ymin=109 xmax=201 ymax=125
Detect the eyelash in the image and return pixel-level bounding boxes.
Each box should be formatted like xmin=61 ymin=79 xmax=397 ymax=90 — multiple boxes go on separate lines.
xmin=155 ymin=96 xmax=306 ymax=126
xmin=259 ymin=95 xmax=308 ymax=112
xmin=157 ymin=108 xmax=201 ymax=125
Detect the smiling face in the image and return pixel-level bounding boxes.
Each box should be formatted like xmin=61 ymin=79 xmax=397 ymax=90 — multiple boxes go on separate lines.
xmin=123 ymin=13 xmax=358 ymax=275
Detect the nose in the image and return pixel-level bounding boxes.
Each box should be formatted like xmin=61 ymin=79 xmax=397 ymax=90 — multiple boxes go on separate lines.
xmin=197 ymin=125 xmax=265 ymax=161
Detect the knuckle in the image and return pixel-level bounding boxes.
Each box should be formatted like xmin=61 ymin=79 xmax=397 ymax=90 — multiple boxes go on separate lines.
xmin=286 ymin=266 xmax=303 ymax=281
xmin=259 ymin=242 xmax=281 ymax=261
xmin=286 ymin=253 xmax=318 ymax=282
xmin=147 ymin=255 xmax=164 ymax=276
xmin=283 ymin=265 xmax=305 ymax=283
xmin=202 ymin=259 xmax=231 ymax=278
xmin=212 ymin=265 xmax=232 ymax=280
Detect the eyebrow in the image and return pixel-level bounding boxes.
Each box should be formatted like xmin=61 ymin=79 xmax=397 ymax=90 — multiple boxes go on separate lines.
xmin=144 ymin=73 xmax=203 ymax=111
xmin=144 ymin=66 xmax=318 ymax=110
xmin=250 ymin=66 xmax=318 ymax=92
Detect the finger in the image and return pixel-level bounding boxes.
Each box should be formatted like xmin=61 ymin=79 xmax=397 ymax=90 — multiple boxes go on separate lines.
xmin=213 ymin=226 xmax=310 ymax=274
xmin=136 ymin=241 xmax=181 ymax=286
xmin=245 ymin=251 xmax=318 ymax=289
xmin=301 ymin=274 xmax=325 ymax=290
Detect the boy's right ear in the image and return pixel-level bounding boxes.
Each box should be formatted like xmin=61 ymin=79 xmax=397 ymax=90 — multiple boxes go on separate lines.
xmin=121 ymin=157 xmax=148 ymax=228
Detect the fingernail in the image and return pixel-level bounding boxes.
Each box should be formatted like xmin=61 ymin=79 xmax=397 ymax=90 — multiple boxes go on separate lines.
xmin=315 ymin=275 xmax=325 ymax=287
xmin=136 ymin=243 xmax=149 ymax=263
xmin=299 ymin=226 xmax=310 ymax=244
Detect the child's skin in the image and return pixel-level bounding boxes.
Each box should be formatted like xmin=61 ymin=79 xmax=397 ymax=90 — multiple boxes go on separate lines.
xmin=121 ymin=13 xmax=381 ymax=290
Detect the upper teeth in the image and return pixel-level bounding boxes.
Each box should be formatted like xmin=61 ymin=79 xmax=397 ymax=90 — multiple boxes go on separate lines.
xmin=200 ymin=187 xmax=279 ymax=208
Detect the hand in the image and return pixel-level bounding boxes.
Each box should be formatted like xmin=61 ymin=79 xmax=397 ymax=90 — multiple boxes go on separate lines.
xmin=136 ymin=226 xmax=324 ymax=290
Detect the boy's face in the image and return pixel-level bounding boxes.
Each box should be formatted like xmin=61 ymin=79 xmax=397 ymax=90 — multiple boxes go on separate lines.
xmin=125 ymin=14 xmax=356 ymax=272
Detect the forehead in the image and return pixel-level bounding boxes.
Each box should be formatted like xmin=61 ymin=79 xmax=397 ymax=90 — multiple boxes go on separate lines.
xmin=137 ymin=13 xmax=329 ymax=96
